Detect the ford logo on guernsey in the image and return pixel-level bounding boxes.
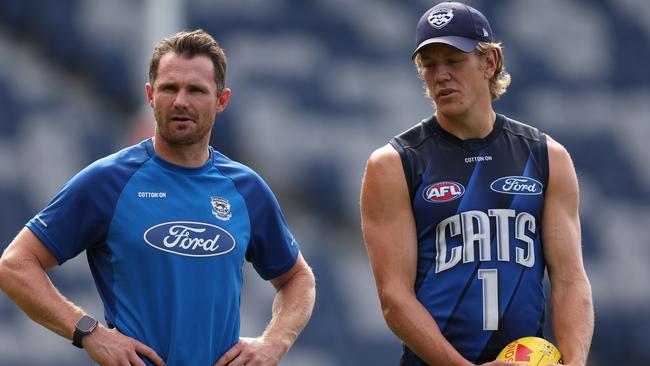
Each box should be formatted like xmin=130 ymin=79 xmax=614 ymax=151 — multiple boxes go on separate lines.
xmin=423 ymin=181 xmax=465 ymax=203
xmin=144 ymin=221 xmax=236 ymax=257
xmin=490 ymin=176 xmax=543 ymax=195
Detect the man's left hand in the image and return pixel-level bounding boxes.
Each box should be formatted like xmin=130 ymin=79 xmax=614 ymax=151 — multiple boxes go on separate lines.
xmin=214 ymin=336 xmax=283 ymax=366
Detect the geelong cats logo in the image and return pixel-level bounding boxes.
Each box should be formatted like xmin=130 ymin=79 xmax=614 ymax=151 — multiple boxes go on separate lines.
xmin=211 ymin=196 xmax=232 ymax=221
xmin=428 ymin=8 xmax=454 ymax=29
xmin=144 ymin=221 xmax=236 ymax=257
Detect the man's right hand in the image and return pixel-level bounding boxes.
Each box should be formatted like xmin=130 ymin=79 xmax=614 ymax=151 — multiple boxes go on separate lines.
xmin=480 ymin=361 xmax=524 ymax=366
xmin=83 ymin=325 xmax=165 ymax=366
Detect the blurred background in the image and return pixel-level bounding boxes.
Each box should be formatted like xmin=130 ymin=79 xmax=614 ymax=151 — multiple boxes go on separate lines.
xmin=0 ymin=0 xmax=648 ymax=365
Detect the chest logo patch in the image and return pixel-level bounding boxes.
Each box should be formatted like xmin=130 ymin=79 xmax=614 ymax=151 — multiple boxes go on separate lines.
xmin=211 ymin=196 xmax=232 ymax=221
xmin=423 ymin=181 xmax=465 ymax=203
xmin=490 ymin=176 xmax=543 ymax=195
xmin=144 ymin=221 xmax=236 ymax=257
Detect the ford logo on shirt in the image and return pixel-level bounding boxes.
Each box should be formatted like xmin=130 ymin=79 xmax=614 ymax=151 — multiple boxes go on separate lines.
xmin=490 ymin=176 xmax=543 ymax=195
xmin=144 ymin=221 xmax=236 ymax=257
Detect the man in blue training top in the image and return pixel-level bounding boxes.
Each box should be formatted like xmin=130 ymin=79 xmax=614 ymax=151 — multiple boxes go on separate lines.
xmin=360 ymin=2 xmax=593 ymax=366
xmin=0 ymin=29 xmax=316 ymax=366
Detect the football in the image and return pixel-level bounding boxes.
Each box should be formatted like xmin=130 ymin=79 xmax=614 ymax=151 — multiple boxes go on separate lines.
xmin=496 ymin=336 xmax=563 ymax=365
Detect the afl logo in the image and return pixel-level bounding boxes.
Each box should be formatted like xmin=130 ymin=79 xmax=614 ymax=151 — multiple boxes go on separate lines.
xmin=144 ymin=221 xmax=236 ymax=257
xmin=423 ymin=181 xmax=465 ymax=203
xmin=490 ymin=176 xmax=543 ymax=195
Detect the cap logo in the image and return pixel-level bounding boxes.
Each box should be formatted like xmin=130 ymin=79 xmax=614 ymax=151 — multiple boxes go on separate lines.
xmin=428 ymin=8 xmax=454 ymax=29
xmin=482 ymin=28 xmax=489 ymax=37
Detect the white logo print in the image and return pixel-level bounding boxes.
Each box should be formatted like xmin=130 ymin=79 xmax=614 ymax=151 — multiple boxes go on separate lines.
xmin=211 ymin=196 xmax=232 ymax=221
xmin=428 ymin=8 xmax=454 ymax=29
xmin=138 ymin=191 xmax=167 ymax=198
xmin=144 ymin=221 xmax=236 ymax=257
xmin=490 ymin=176 xmax=543 ymax=195
xmin=35 ymin=215 xmax=48 ymax=228
xmin=465 ymin=155 xmax=493 ymax=163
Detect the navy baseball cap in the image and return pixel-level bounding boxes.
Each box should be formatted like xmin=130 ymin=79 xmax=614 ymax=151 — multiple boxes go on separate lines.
xmin=412 ymin=2 xmax=493 ymax=58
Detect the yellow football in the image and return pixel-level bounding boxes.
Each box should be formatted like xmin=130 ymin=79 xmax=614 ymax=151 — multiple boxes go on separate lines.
xmin=496 ymin=336 xmax=563 ymax=365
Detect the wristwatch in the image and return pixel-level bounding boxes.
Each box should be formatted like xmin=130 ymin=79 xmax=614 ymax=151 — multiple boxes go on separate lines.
xmin=72 ymin=314 xmax=98 ymax=348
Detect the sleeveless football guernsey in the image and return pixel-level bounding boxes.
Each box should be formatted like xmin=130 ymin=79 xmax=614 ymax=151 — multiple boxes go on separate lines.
xmin=27 ymin=139 xmax=299 ymax=365
xmin=390 ymin=114 xmax=549 ymax=364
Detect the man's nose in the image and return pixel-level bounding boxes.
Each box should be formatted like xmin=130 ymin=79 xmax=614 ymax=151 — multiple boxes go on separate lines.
xmin=434 ymin=66 xmax=452 ymax=83
xmin=173 ymin=90 xmax=190 ymax=108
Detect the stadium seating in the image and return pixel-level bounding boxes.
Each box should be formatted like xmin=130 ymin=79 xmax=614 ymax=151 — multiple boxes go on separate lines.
xmin=0 ymin=1 xmax=648 ymax=364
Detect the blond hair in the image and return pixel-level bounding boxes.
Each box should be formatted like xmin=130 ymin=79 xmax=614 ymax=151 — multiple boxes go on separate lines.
xmin=476 ymin=42 xmax=511 ymax=100
xmin=414 ymin=42 xmax=511 ymax=101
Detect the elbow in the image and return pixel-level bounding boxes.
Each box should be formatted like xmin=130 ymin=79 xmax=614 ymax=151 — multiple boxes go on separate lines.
xmin=378 ymin=289 xmax=409 ymax=330
xmin=0 ymin=249 xmax=17 ymax=291
xmin=381 ymin=303 xmax=400 ymax=331
xmin=550 ymin=276 xmax=594 ymax=310
xmin=295 ymin=264 xmax=316 ymax=304
xmin=303 ymin=266 xmax=316 ymax=300
xmin=293 ymin=265 xmax=316 ymax=325
xmin=0 ymin=247 xmax=35 ymax=293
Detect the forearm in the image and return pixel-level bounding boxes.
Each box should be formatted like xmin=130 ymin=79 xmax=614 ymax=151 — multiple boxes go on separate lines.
xmin=382 ymin=293 xmax=472 ymax=366
xmin=262 ymin=266 xmax=316 ymax=354
xmin=550 ymin=277 xmax=594 ymax=366
xmin=0 ymin=251 xmax=83 ymax=340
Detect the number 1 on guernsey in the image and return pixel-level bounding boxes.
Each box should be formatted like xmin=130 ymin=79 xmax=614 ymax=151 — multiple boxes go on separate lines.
xmin=478 ymin=268 xmax=499 ymax=330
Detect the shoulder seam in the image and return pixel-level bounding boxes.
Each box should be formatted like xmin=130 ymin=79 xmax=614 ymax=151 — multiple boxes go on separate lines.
xmin=501 ymin=116 xmax=541 ymax=142
xmin=393 ymin=120 xmax=436 ymax=151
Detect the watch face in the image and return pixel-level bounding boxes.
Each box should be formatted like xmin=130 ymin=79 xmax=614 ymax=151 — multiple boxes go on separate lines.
xmin=77 ymin=315 xmax=97 ymax=332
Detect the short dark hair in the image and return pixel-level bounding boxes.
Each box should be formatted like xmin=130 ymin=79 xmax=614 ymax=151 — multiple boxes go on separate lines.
xmin=149 ymin=29 xmax=227 ymax=94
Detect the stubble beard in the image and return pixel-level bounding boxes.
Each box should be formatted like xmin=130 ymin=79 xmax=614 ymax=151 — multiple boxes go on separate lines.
xmin=154 ymin=109 xmax=212 ymax=146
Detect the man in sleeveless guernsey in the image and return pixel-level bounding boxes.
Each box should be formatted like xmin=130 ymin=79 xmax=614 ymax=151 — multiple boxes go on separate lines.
xmin=0 ymin=30 xmax=315 ymax=366
xmin=360 ymin=3 xmax=593 ymax=365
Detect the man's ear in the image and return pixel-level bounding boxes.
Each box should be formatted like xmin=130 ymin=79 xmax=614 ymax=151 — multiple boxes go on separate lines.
xmin=216 ymin=88 xmax=232 ymax=114
xmin=484 ymin=49 xmax=498 ymax=79
xmin=145 ymin=83 xmax=154 ymax=107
